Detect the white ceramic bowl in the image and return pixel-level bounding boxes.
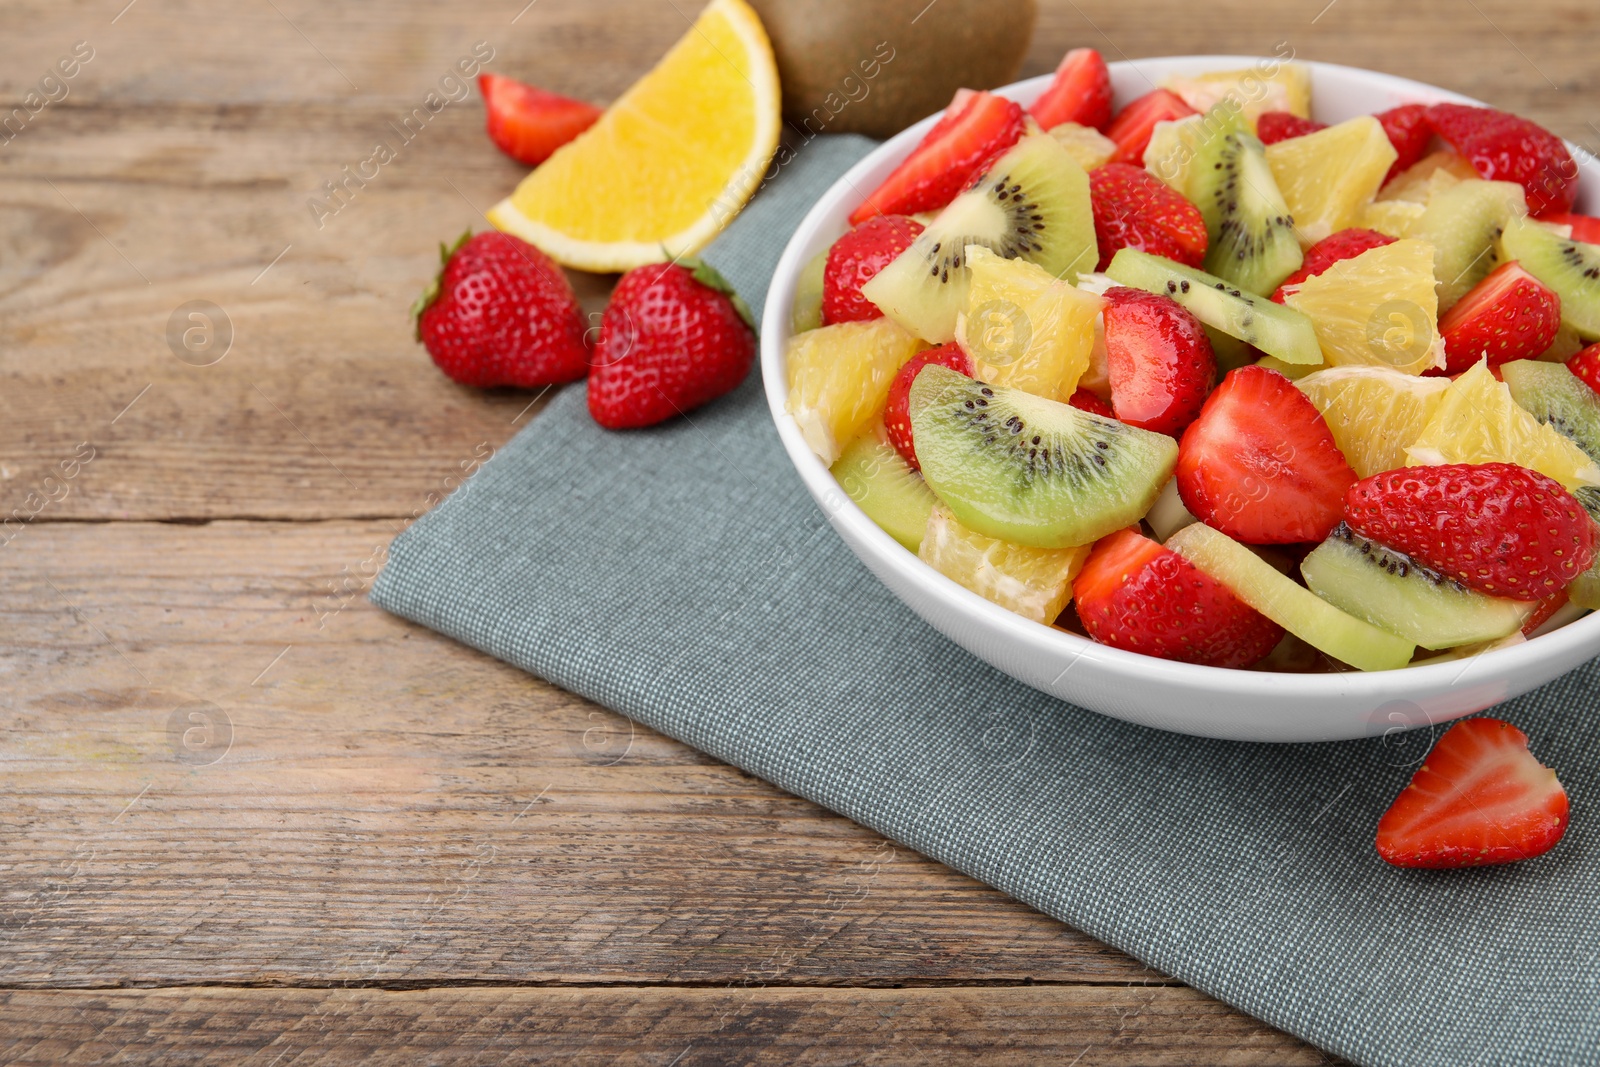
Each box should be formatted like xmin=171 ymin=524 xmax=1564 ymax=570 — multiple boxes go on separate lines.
xmin=762 ymin=56 xmax=1600 ymax=742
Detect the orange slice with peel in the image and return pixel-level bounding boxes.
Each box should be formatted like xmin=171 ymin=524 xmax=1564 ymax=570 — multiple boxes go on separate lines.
xmin=488 ymin=0 xmax=781 ymax=272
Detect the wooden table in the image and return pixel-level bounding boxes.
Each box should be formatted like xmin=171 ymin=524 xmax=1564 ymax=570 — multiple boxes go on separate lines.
xmin=2 ymin=0 xmax=1588 ymax=1061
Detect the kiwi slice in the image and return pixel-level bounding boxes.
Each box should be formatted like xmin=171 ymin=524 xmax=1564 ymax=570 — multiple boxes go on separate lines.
xmin=1302 ymin=524 xmax=1533 ymax=650
xmin=1186 ymin=117 xmax=1303 ymax=296
xmin=1165 ymin=522 xmax=1416 ymax=671
xmin=862 ymin=134 xmax=1097 ymax=343
xmin=908 ymin=365 xmax=1176 ymax=549
xmin=1501 ymin=218 xmax=1600 ymax=339
xmin=830 ymin=430 xmax=936 ymax=551
xmin=1106 ymin=248 xmax=1323 ymax=365
xmin=790 ymin=247 xmax=829 ymax=333
xmin=1501 ymin=359 xmax=1600 ymax=463
xmin=1415 ymin=179 xmax=1527 ymax=311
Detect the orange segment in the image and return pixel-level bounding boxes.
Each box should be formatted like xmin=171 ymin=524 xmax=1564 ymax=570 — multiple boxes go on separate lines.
xmin=487 ymin=0 xmax=781 ymax=271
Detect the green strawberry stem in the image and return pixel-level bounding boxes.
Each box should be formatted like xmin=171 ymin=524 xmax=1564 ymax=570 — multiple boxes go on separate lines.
xmin=410 ymin=229 xmax=474 ymax=340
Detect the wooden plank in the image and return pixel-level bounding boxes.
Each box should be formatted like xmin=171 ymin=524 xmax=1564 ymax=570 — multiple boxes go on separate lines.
xmin=0 ymin=519 xmax=1156 ymax=988
xmin=0 ymin=986 xmax=1341 ymax=1066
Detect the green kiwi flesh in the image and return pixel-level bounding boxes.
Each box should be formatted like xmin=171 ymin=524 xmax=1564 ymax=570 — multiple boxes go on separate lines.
xmin=830 ymin=431 xmax=936 ymax=551
xmin=1501 ymin=359 xmax=1600 ymax=464
xmin=1301 ymin=524 xmax=1533 ymax=649
xmin=1570 ymin=486 xmax=1600 ymax=610
xmin=1186 ymin=113 xmax=1303 ymax=297
xmin=1500 ymin=217 xmax=1600 ymax=339
xmin=1415 ymin=179 xmax=1526 ymax=311
xmin=907 ymin=365 xmax=1177 ymax=548
xmin=862 ymin=134 xmax=1096 ymax=343
xmin=1106 ymin=248 xmax=1322 ymax=364
xmin=790 ymin=247 xmax=829 ymax=333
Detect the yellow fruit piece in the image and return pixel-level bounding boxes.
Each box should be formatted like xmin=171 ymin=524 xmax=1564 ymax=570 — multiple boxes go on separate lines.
xmin=1265 ymin=117 xmax=1398 ymax=245
xmin=919 ymin=502 xmax=1091 ymax=624
xmin=955 ymin=246 xmax=1104 ymax=402
xmin=786 ymin=318 xmax=926 ymax=465
xmin=1358 ymin=199 xmax=1424 ymax=239
xmin=1254 ymin=355 xmax=1320 ymax=381
xmin=1377 ymin=150 xmax=1479 ymax=203
xmin=1143 ymin=115 xmax=1205 ymax=190
xmin=1407 ymin=361 xmax=1600 ymax=490
xmin=487 ymin=0 xmax=780 ymax=271
xmin=1048 ymin=122 xmax=1116 ymax=171
xmin=1296 ymin=365 xmax=1450 ymax=478
xmin=1161 ymin=62 xmax=1312 ymax=125
xmin=1282 ymin=238 xmax=1444 ymax=375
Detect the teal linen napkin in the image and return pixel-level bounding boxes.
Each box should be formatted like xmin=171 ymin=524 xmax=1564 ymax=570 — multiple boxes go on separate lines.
xmin=372 ymin=136 xmax=1600 ymax=1067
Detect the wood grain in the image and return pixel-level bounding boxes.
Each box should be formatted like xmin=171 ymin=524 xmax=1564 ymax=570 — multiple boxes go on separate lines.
xmin=0 ymin=987 xmax=1340 ymax=1066
xmin=5 ymin=0 xmax=1580 ymax=1060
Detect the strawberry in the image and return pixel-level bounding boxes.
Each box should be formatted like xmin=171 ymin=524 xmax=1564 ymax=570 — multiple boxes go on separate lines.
xmin=1073 ymin=527 xmax=1283 ymax=667
xmin=1425 ymin=103 xmax=1578 ymax=217
xmin=883 ymin=344 xmax=973 ymax=470
xmin=1436 ymin=261 xmax=1562 ymax=374
xmin=1270 ymin=228 xmax=1396 ymax=303
xmin=412 ymin=231 xmax=590 ymax=389
xmin=1105 ymin=89 xmax=1197 ymax=166
xmin=1541 ymin=213 xmax=1600 ymax=244
xmin=1522 ymin=589 xmax=1569 ymax=636
xmin=1067 ymin=387 xmax=1114 ymax=419
xmin=821 ymin=215 xmax=925 ymax=325
xmin=1101 ymin=286 xmax=1215 ymax=437
xmin=1177 ymin=366 xmax=1357 ymax=544
xmin=1375 ymin=103 xmax=1432 ymax=185
xmin=1089 ymin=164 xmax=1209 ymax=270
xmin=1256 ymin=111 xmax=1326 ymax=145
xmin=587 ymin=260 xmax=756 ymax=430
xmin=848 ymin=90 xmax=1026 ymax=225
xmin=1029 ymin=48 xmax=1114 ymax=132
xmin=478 ymin=73 xmax=602 ymax=167
xmin=1344 ymin=463 xmax=1598 ymax=599
xmin=1375 ymin=717 xmax=1568 ymax=869
xmin=1567 ymin=343 xmax=1600 ymax=395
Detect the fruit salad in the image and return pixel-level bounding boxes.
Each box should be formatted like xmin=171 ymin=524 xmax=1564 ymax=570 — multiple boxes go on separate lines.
xmin=788 ymin=54 xmax=1600 ymax=674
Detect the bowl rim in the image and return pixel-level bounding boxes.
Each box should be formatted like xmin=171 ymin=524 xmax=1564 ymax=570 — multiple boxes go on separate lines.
xmin=761 ymin=55 xmax=1600 ymax=702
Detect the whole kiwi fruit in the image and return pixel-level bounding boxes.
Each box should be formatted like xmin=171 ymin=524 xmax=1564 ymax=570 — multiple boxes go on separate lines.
xmin=746 ymin=0 xmax=1037 ymax=138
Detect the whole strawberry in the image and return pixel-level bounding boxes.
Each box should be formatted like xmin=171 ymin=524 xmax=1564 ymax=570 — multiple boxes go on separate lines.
xmin=588 ymin=260 xmax=756 ymax=429
xmin=1344 ymin=463 xmax=1598 ymax=599
xmin=822 ymin=215 xmax=924 ymax=325
xmin=413 ymin=231 xmax=590 ymax=388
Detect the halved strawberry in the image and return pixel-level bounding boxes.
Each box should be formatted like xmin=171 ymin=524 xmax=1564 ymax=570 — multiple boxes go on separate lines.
xmin=1256 ymin=111 xmax=1326 ymax=145
xmin=1426 ymin=103 xmax=1578 ymax=217
xmin=478 ymin=73 xmax=602 ymax=167
xmin=848 ymin=90 xmax=1026 ymax=225
xmin=1375 ymin=103 xmax=1432 ymax=185
xmin=1541 ymin=212 xmax=1600 ymax=244
xmin=1101 ymin=286 xmax=1215 ymax=437
xmin=1436 ymin=261 xmax=1561 ymax=374
xmin=1105 ymin=89 xmax=1197 ymax=166
xmin=1177 ymin=366 xmax=1357 ymax=544
xmin=882 ymin=344 xmax=973 ymax=470
xmin=1270 ymin=228 xmax=1396 ymax=303
xmin=1029 ymin=48 xmax=1114 ymax=132
xmin=1376 ymin=717 xmax=1568 ymax=869
xmin=1067 ymin=387 xmax=1115 ymax=419
xmin=1089 ymin=163 xmax=1208 ymax=270
xmin=1073 ymin=527 xmax=1283 ymax=667
xmin=1568 ymin=342 xmax=1600 ymax=395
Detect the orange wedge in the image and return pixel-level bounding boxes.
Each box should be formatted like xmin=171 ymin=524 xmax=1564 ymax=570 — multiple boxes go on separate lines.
xmin=487 ymin=0 xmax=781 ymax=271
